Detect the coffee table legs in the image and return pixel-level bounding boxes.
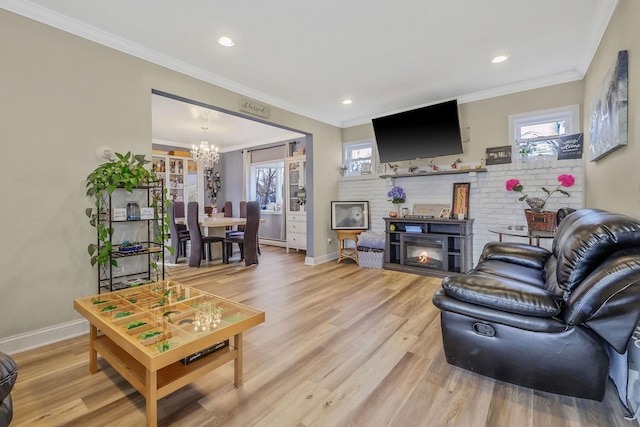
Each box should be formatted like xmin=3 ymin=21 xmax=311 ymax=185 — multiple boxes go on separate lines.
xmin=146 ymin=369 xmax=158 ymax=427
xmin=234 ymin=332 xmax=243 ymax=386
xmin=89 ymin=324 xmax=98 ymax=374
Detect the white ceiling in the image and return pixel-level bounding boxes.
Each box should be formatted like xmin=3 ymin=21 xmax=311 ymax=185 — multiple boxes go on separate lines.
xmin=2 ymin=0 xmax=618 ymax=149
xmin=151 ymin=93 xmax=304 ymax=152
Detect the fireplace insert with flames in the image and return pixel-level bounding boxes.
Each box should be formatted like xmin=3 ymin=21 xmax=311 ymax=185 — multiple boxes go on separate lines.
xmin=404 ymin=235 xmax=447 ymax=271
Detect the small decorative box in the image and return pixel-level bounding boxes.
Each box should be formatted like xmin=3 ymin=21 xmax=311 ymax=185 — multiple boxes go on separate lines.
xmin=405 ymin=225 xmax=423 ymax=233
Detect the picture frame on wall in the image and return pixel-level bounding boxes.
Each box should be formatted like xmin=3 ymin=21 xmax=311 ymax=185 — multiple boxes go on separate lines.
xmin=331 ymin=201 xmax=370 ymax=230
xmin=589 ymin=49 xmax=628 ymax=161
xmin=451 ymin=183 xmax=470 ymax=219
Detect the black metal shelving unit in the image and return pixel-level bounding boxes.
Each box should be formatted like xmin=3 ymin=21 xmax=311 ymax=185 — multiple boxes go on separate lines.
xmin=96 ymin=180 xmax=166 ymax=293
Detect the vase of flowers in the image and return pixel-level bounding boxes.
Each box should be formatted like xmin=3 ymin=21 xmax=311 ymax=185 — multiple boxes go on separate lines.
xmin=506 ymin=174 xmax=575 ymax=232
xmin=387 ymin=186 xmax=406 ymax=216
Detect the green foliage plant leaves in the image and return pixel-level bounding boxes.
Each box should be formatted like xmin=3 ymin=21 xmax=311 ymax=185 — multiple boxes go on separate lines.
xmin=85 ymin=152 xmax=170 ymax=272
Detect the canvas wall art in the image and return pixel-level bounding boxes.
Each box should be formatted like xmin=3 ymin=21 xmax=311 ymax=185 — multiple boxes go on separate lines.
xmin=589 ymin=50 xmax=628 ymax=161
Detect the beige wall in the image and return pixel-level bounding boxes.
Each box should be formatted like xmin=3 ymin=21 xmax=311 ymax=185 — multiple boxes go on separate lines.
xmin=0 ymin=10 xmax=340 ymax=340
xmin=343 ymin=82 xmax=584 ymax=169
xmin=2 ymin=0 xmax=636 ymax=344
xmin=583 ymin=0 xmax=640 ymax=217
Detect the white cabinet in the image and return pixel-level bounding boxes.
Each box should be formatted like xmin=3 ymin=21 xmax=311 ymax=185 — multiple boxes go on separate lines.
xmin=285 ymin=156 xmax=307 ymax=252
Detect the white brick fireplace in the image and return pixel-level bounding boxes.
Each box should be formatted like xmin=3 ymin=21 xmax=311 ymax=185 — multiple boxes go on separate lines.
xmin=339 ymin=159 xmax=584 ymax=268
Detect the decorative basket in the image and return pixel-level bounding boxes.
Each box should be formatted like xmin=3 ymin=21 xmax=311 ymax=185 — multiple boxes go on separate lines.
xmin=524 ymin=209 xmax=557 ymax=232
xmin=357 ymin=247 xmax=385 ymax=269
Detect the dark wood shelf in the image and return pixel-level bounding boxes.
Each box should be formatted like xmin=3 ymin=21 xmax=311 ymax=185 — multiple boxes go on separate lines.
xmin=380 ymin=168 xmax=487 ymax=179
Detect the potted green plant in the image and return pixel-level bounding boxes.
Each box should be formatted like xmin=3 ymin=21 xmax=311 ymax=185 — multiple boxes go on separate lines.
xmin=85 ymin=152 xmax=172 ymax=275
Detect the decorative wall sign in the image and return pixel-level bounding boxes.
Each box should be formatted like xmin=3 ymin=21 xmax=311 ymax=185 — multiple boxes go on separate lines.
xmin=140 ymin=208 xmax=155 ymax=220
xmin=557 ymin=133 xmax=584 ymax=160
xmin=485 ymin=146 xmax=512 ymax=165
xmin=112 ymin=208 xmax=127 ymax=221
xmin=589 ymin=50 xmax=628 ymax=161
xmin=239 ymin=97 xmax=271 ymax=119
xmin=451 ymin=183 xmax=470 ymax=219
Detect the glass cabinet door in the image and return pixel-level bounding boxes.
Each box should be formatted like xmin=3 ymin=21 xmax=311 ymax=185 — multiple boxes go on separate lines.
xmin=288 ymin=160 xmax=303 ymax=212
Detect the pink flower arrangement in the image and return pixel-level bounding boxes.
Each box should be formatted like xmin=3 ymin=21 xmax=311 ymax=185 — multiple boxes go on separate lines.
xmin=506 ymin=174 xmax=575 ymax=211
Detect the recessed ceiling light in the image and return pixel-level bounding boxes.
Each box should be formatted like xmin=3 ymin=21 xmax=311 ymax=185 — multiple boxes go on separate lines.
xmin=218 ymin=36 xmax=235 ymax=47
xmin=342 ymin=99 xmax=353 ymax=105
xmin=491 ymin=55 xmax=509 ymax=63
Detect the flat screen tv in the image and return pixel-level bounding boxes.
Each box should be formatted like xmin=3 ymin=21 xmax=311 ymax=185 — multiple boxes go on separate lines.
xmin=372 ymin=99 xmax=464 ymax=164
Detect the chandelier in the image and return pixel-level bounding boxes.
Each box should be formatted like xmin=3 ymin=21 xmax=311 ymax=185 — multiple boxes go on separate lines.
xmin=190 ymin=126 xmax=219 ymax=170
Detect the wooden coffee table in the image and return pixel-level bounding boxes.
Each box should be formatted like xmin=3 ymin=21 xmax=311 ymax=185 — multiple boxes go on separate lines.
xmin=74 ymin=281 xmax=265 ymax=426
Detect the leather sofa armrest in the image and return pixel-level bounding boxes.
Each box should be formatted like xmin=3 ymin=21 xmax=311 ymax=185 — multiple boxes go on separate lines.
xmin=441 ymin=273 xmax=561 ymax=317
xmin=433 ymin=290 xmax=568 ymax=332
xmin=0 ymin=352 xmax=17 ymax=402
xmin=480 ymin=241 xmax=552 ymax=270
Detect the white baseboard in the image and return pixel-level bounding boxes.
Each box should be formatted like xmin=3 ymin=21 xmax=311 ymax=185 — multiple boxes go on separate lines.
xmin=305 ymin=251 xmax=338 ymax=265
xmin=259 ymin=238 xmax=286 ymax=248
xmin=0 ymin=250 xmax=342 ymax=355
xmin=0 ymin=318 xmax=89 ymax=355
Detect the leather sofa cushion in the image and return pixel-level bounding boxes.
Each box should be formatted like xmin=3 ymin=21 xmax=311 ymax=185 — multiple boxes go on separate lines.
xmin=473 ymin=259 xmax=546 ymax=287
xmin=480 ymin=241 xmax=551 ymax=270
xmin=441 ymin=271 xmax=562 ymax=317
xmin=562 ymin=249 xmax=640 ymax=352
xmin=553 ymin=209 xmax=640 ymax=294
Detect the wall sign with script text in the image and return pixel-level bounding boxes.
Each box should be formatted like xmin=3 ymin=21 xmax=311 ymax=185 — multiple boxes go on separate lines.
xmin=239 ymin=98 xmax=271 ymax=119
xmin=557 ymin=133 xmax=584 ymax=160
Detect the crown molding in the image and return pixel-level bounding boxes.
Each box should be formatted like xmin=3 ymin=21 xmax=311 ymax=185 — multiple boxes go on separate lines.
xmin=0 ymin=0 xmax=343 ymax=127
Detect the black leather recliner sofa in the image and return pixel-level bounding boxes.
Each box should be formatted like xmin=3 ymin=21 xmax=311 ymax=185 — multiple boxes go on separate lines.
xmin=433 ymin=209 xmax=640 ymax=401
xmin=0 ymin=352 xmax=17 ymax=427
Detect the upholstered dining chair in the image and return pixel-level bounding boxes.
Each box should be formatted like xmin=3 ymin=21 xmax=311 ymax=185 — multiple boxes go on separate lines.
xmin=226 ymin=201 xmax=261 ymax=256
xmin=223 ymin=201 xmax=260 ymax=266
xmin=168 ymin=201 xmax=190 ymax=263
xmin=186 ymin=201 xmax=225 ymax=268
xmin=223 ymin=201 xmax=235 ymax=237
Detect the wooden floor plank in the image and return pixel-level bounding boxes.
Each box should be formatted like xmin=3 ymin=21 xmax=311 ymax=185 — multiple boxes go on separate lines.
xmin=9 ymin=245 xmax=638 ymax=426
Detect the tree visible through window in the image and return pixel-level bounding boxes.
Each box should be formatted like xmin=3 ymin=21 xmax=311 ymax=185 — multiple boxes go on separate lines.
xmin=253 ymin=165 xmax=283 ymax=210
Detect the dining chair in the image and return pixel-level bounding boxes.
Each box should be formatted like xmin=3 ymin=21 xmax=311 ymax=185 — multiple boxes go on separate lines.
xmin=187 ymin=201 xmax=225 ymax=268
xmin=168 ymin=201 xmax=190 ymax=263
xmin=223 ymin=201 xmax=260 ymax=266
xmin=224 ymin=201 xmax=235 ymax=237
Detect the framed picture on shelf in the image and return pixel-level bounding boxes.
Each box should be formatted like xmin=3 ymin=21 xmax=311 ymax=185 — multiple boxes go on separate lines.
xmin=451 ymin=183 xmax=470 ymax=219
xmin=439 ymin=208 xmax=451 ymax=219
xmin=331 ymin=201 xmax=370 ymax=230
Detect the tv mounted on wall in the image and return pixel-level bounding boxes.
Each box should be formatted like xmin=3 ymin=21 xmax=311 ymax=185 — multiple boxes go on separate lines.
xmin=372 ymin=99 xmax=464 ymax=164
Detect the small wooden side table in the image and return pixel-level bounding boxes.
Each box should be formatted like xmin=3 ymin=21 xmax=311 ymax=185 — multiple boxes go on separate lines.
xmin=336 ymin=229 xmax=365 ymax=264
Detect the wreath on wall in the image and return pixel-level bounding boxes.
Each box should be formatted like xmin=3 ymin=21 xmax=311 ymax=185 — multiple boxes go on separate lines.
xmin=207 ymin=169 xmax=222 ymax=203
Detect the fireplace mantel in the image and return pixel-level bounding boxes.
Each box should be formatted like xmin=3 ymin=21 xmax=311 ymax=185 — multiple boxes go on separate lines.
xmin=384 ymin=217 xmax=473 ymax=277
xmin=379 ymin=168 xmax=487 ymax=179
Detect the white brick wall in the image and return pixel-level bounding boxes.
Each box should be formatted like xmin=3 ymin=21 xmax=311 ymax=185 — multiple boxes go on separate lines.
xmin=339 ymin=159 xmax=584 ymax=267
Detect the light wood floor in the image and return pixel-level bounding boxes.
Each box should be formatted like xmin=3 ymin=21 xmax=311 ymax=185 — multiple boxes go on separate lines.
xmin=10 ymin=246 xmax=637 ymax=426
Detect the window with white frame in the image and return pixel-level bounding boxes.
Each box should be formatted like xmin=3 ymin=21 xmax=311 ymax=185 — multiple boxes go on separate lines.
xmin=250 ymin=162 xmax=284 ymax=211
xmin=343 ymin=141 xmax=375 ymax=176
xmin=508 ymin=105 xmax=581 ymax=161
